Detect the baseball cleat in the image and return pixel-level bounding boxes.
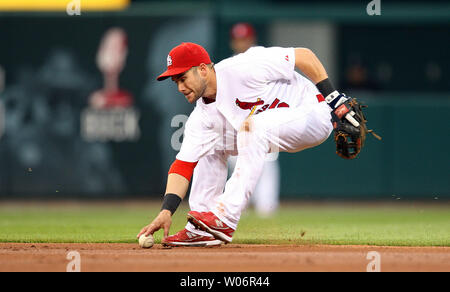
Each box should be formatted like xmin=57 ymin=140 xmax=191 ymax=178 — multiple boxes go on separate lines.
xmin=161 ymin=228 xmax=223 ymax=247
xmin=187 ymin=211 xmax=235 ymax=244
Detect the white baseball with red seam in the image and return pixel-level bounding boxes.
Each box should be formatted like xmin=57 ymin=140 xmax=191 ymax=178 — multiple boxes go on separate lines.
xmin=139 ymin=234 xmax=154 ymax=248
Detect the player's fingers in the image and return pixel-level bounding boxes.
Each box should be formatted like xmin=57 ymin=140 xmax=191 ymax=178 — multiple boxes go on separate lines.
xmin=145 ymin=223 xmax=158 ymax=237
xmin=136 ymin=227 xmax=147 ymax=238
xmin=163 ymin=225 xmax=169 ymax=239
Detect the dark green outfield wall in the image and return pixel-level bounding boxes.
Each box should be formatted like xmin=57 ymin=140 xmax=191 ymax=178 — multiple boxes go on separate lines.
xmin=280 ymin=96 xmax=450 ymax=199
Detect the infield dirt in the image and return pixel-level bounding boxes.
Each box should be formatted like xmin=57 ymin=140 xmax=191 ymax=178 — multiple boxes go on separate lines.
xmin=0 ymin=243 xmax=448 ymax=272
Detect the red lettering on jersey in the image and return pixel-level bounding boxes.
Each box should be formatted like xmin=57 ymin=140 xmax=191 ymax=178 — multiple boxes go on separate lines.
xmin=256 ymin=99 xmax=290 ymax=114
xmin=235 ymin=97 xmax=290 ymax=114
xmin=256 ymin=104 xmax=269 ymax=114
xmin=235 ymin=98 xmax=264 ymax=110
xmin=285 ymin=55 xmax=289 ymax=62
xmin=269 ymin=98 xmax=280 ymax=109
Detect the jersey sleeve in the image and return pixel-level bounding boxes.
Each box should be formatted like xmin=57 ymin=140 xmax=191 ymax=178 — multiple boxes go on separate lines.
xmin=168 ymin=159 xmax=198 ymax=181
xmin=175 ymin=107 xmax=220 ymax=163
xmin=244 ymin=46 xmax=296 ymax=83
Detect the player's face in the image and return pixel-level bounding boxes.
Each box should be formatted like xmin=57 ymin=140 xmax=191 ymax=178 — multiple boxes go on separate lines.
xmin=172 ymin=67 xmax=207 ymax=103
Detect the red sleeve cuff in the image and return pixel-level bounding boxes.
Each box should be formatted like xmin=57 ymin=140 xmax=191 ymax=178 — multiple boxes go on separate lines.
xmin=168 ymin=159 xmax=198 ymax=182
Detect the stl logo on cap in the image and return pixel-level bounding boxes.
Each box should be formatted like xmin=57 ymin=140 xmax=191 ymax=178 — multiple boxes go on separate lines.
xmin=157 ymin=42 xmax=211 ymax=81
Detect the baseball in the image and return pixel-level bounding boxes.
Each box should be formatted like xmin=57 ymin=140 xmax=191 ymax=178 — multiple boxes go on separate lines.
xmin=138 ymin=234 xmax=154 ymax=248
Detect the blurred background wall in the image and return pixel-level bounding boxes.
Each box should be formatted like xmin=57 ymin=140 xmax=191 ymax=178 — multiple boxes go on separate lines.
xmin=0 ymin=0 xmax=448 ymax=199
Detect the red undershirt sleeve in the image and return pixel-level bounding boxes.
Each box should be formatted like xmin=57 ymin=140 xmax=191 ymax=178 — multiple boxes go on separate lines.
xmin=168 ymin=159 xmax=198 ymax=182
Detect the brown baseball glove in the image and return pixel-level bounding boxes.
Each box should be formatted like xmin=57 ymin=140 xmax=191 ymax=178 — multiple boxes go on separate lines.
xmin=331 ymin=97 xmax=381 ymax=159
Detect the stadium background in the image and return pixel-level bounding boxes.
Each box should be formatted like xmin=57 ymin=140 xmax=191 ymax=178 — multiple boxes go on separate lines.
xmin=0 ymin=0 xmax=449 ymax=201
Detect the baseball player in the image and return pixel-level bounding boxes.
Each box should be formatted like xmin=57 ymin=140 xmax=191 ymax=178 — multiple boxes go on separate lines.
xmin=229 ymin=22 xmax=257 ymax=55
xmin=228 ymin=22 xmax=281 ymax=217
xmin=137 ymin=42 xmax=355 ymax=246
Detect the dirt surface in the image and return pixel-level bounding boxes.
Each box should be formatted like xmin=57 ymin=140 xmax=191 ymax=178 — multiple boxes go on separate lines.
xmin=0 ymin=243 xmax=449 ymax=272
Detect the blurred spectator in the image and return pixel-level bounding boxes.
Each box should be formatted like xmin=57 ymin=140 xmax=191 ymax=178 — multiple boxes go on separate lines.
xmin=228 ymin=22 xmax=280 ymax=217
xmin=230 ymin=22 xmax=257 ymax=54
xmin=89 ymin=28 xmax=133 ymax=109
xmin=0 ymin=50 xmax=126 ymax=194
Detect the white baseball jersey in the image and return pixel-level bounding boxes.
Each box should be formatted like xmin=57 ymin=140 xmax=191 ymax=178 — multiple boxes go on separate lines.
xmin=177 ymin=46 xmax=324 ymax=164
xmin=215 ymin=46 xmax=320 ymax=130
xmin=178 ymin=46 xmax=333 ymax=232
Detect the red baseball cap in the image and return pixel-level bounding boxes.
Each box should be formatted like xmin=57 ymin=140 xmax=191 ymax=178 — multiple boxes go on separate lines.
xmin=156 ymin=42 xmax=212 ymax=81
xmin=230 ymin=23 xmax=256 ymax=40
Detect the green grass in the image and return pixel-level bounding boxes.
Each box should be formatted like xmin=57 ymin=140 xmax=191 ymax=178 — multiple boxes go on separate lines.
xmin=0 ymin=202 xmax=449 ymax=246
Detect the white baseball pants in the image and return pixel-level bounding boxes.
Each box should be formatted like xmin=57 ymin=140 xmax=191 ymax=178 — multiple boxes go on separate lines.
xmin=186 ymin=101 xmax=333 ymax=234
xmin=228 ymin=153 xmax=280 ymax=216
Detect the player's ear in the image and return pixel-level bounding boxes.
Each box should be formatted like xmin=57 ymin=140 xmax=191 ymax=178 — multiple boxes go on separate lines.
xmin=198 ymin=63 xmax=208 ymax=77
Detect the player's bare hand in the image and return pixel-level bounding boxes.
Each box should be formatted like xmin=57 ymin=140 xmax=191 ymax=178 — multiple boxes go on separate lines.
xmin=137 ymin=210 xmax=172 ymax=239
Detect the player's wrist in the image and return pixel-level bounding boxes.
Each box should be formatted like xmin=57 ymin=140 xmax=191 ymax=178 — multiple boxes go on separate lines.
xmin=160 ymin=193 xmax=182 ymax=215
xmin=326 ymin=91 xmax=348 ymax=109
xmin=315 ymin=78 xmax=347 ymax=109
xmin=160 ymin=209 xmax=172 ymax=216
xmin=315 ymin=78 xmax=335 ymax=98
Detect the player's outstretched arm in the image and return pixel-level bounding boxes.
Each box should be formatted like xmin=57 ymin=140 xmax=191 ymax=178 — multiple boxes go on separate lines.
xmin=137 ymin=173 xmax=190 ymax=239
xmin=294 ymin=48 xmax=328 ymax=84
xmin=294 ymin=48 xmax=360 ymax=127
